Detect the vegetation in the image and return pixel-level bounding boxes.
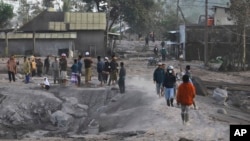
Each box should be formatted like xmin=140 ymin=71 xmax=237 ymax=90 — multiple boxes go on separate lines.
xmin=0 ymin=1 xmax=14 ymax=28
xmin=229 ymin=0 xmax=250 ymax=71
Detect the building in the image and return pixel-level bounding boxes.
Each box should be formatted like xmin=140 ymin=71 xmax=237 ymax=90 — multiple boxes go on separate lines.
xmin=0 ymin=10 xmax=106 ymax=57
xmin=211 ymin=6 xmax=235 ymax=26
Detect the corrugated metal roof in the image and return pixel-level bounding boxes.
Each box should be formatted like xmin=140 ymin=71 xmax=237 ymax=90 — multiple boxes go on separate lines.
xmin=19 ymin=11 xmax=107 ymax=32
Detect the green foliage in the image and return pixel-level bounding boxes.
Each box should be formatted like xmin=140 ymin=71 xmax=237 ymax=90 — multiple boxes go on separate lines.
xmin=63 ymin=0 xmax=71 ymax=12
xmin=43 ymin=0 xmax=54 ymax=8
xmin=0 ymin=1 xmax=14 ymax=28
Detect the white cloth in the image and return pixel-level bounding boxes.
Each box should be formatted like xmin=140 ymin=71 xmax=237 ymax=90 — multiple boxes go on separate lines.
xmin=44 ymin=77 xmax=50 ymax=86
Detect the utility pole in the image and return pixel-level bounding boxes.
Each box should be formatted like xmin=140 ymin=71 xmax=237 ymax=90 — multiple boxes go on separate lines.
xmin=204 ymin=0 xmax=208 ymax=66
xmin=176 ymin=0 xmax=180 ymax=29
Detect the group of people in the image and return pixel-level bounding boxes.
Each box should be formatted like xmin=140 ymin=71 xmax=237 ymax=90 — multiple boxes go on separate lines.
xmin=153 ymin=41 xmax=167 ymax=61
xmin=153 ymin=63 xmax=196 ymax=125
xmin=6 ymin=52 xmax=127 ymax=93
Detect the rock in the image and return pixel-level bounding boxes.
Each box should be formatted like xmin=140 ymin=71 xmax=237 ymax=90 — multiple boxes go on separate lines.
xmin=179 ymin=137 xmax=193 ymax=141
xmin=217 ymin=108 xmax=227 ymax=114
xmin=61 ymin=101 xmax=88 ymax=118
xmin=50 ymin=110 xmax=73 ymax=128
xmin=212 ymin=88 xmax=228 ymax=105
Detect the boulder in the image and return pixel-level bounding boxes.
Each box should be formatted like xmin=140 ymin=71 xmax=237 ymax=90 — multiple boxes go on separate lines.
xmin=61 ymin=97 xmax=88 ymax=118
xmin=217 ymin=108 xmax=227 ymax=114
xmin=50 ymin=110 xmax=73 ymax=128
xmin=212 ymin=88 xmax=228 ymax=105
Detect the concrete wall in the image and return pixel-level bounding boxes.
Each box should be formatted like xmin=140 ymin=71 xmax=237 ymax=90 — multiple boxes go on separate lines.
xmin=214 ymin=8 xmax=235 ymax=25
xmin=35 ymin=39 xmax=73 ymax=56
xmin=75 ymin=31 xmax=105 ymax=57
xmin=0 ymin=39 xmax=73 ymax=57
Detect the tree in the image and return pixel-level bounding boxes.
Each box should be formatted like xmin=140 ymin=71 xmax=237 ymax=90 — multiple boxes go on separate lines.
xmin=229 ymin=0 xmax=250 ymax=71
xmin=0 ymin=1 xmax=14 ymax=28
xmin=43 ymin=0 xmax=53 ymax=9
xmin=82 ymin=0 xmax=156 ymax=33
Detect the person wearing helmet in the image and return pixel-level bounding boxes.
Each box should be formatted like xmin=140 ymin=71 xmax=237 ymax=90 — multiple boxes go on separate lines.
xmin=163 ymin=65 xmax=176 ymax=106
xmin=84 ymin=51 xmax=93 ymax=84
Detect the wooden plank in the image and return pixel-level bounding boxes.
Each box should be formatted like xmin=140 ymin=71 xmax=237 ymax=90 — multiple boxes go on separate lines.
xmin=193 ymin=76 xmax=209 ymax=96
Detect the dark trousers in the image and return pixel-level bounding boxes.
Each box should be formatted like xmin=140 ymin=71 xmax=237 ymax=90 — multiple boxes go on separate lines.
xmin=31 ymin=70 xmax=36 ymax=77
xmin=77 ymin=74 xmax=81 ymax=86
xmin=8 ymin=71 xmax=15 ymax=82
xmin=118 ymin=78 xmax=125 ymax=93
xmin=37 ymin=68 xmax=42 ymax=77
xmin=45 ymin=66 xmax=49 ymax=75
xmin=162 ymin=55 xmax=166 ymax=61
xmin=103 ymin=73 xmax=108 ymax=83
xmin=25 ymin=74 xmax=30 ymax=83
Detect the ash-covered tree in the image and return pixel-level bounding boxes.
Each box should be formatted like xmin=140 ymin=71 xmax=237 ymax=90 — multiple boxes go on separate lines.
xmin=82 ymin=0 xmax=156 ymax=33
xmin=0 ymin=1 xmax=14 ymax=28
xmin=43 ymin=0 xmax=54 ymax=9
xmin=229 ymin=0 xmax=250 ymax=71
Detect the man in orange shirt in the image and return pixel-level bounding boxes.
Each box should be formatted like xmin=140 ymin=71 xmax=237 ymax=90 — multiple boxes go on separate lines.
xmin=177 ymin=74 xmax=196 ymax=125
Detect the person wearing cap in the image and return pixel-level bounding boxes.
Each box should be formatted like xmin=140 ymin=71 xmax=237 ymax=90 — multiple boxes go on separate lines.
xmin=60 ymin=53 xmax=68 ymax=86
xmin=163 ymin=65 xmax=176 ymax=106
xmin=153 ymin=62 xmax=165 ymax=97
xmin=103 ymin=57 xmax=110 ymax=84
xmin=83 ymin=51 xmax=93 ymax=84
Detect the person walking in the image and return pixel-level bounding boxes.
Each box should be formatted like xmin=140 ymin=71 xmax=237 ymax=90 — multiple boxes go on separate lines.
xmin=77 ymin=55 xmax=83 ymax=86
xmin=177 ymin=74 xmax=196 ymax=125
xmin=118 ymin=62 xmax=126 ymax=93
xmin=153 ymin=62 xmax=165 ymax=97
xmin=51 ymin=57 xmax=60 ymax=84
xmin=59 ymin=53 xmax=67 ymax=86
xmin=7 ymin=55 xmax=17 ymax=82
xmin=163 ymin=65 xmax=176 ymax=106
xmin=70 ymin=59 xmax=78 ymax=86
xmin=23 ymin=56 xmax=31 ymax=84
xmin=44 ymin=55 xmax=50 ymax=75
xmin=184 ymin=65 xmax=197 ymax=109
xmin=103 ymin=57 xmax=111 ymax=84
xmin=83 ymin=52 xmax=93 ymax=84
xmin=97 ymin=56 xmax=104 ymax=86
